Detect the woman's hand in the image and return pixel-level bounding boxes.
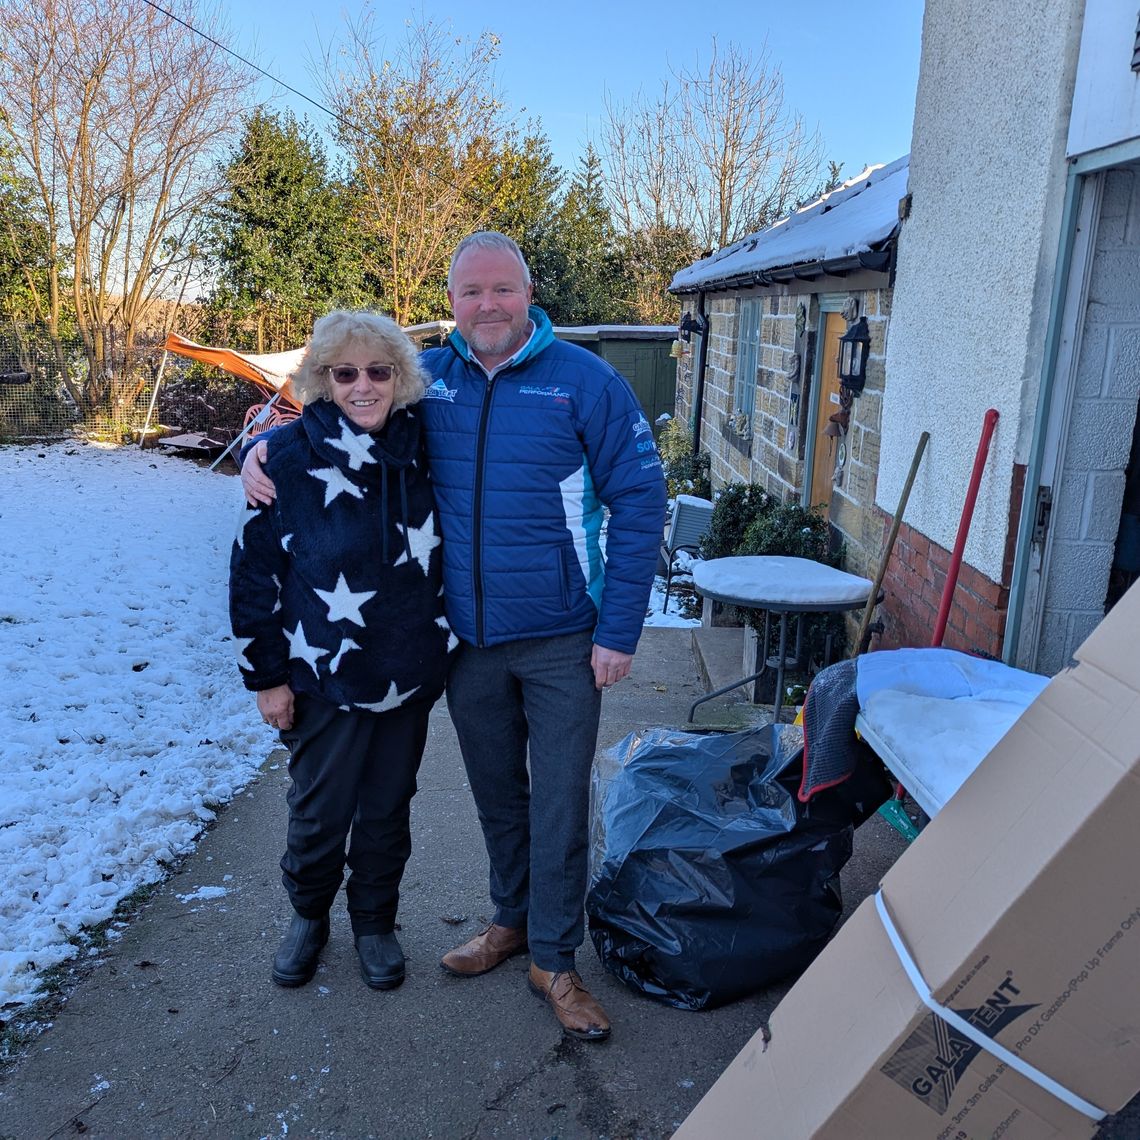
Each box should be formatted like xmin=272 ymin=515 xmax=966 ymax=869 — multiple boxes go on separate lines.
xmin=257 ymin=684 xmax=295 ymax=731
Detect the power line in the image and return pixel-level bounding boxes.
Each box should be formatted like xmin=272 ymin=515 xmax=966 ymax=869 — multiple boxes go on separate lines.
xmin=135 ymin=0 xmax=544 ymax=224
xmin=138 ymin=0 xmax=354 ymax=134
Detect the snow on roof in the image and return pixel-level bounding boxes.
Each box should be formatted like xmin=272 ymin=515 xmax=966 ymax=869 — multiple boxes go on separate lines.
xmin=670 ymin=154 xmax=909 ymax=293
xmin=554 ymin=324 xmax=676 ymax=339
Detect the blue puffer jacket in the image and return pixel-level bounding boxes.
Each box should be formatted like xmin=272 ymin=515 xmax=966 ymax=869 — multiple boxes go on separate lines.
xmin=419 ymin=306 xmax=666 ymax=654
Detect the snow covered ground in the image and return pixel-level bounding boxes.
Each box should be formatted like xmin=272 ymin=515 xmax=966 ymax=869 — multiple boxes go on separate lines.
xmin=0 ymin=442 xmax=697 ymax=1012
xmin=643 ymin=549 xmax=703 ymax=629
xmin=0 ymin=443 xmax=272 ymax=1010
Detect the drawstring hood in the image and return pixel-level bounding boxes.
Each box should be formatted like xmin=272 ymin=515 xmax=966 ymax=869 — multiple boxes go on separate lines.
xmin=302 ymin=398 xmax=421 ymax=566
xmin=398 ymin=470 xmax=411 ymax=564
xmin=380 ymin=461 xmax=390 ymax=564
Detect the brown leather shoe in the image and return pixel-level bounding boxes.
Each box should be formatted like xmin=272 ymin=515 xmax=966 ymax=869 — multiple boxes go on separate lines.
xmin=440 ymin=922 xmax=527 ymax=977
xmin=527 ymin=964 xmax=611 ymax=1041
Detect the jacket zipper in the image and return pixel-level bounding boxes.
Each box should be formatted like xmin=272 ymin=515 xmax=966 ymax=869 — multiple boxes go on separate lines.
xmin=472 ymin=369 xmax=497 ymax=647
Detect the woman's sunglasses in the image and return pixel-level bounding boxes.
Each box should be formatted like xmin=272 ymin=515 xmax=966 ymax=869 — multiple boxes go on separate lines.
xmin=328 ymin=364 xmax=395 ymax=385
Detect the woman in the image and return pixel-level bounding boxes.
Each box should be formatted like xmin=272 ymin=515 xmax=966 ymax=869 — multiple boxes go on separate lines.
xmin=229 ymin=310 xmax=453 ymax=991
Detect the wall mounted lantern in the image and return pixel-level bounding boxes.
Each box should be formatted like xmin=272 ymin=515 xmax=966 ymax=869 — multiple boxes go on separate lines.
xmin=837 ymin=315 xmax=870 ymax=394
xmin=679 ymin=311 xmax=709 ymax=342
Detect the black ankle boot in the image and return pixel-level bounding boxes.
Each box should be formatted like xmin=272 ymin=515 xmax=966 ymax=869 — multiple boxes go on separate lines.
xmin=272 ymin=913 xmax=329 ymax=987
xmin=355 ymin=932 xmax=405 ymax=990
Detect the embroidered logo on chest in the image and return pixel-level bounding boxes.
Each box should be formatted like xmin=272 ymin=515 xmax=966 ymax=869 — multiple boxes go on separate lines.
xmin=423 ymin=379 xmax=458 ymax=402
xmin=517 ymin=385 xmax=571 ymax=407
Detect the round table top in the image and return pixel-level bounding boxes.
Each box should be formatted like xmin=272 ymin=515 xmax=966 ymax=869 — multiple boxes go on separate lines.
xmin=692 ymin=555 xmax=873 ymax=612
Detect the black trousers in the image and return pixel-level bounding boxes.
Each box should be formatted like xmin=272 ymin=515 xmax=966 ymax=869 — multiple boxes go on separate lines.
xmin=278 ymin=693 xmax=431 ymax=935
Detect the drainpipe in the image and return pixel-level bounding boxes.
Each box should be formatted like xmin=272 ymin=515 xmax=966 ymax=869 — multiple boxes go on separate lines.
xmin=691 ymin=291 xmax=710 ymax=453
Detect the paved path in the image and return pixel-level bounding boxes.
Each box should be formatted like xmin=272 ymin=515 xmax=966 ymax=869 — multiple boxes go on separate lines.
xmin=0 ymin=629 xmax=910 ymax=1140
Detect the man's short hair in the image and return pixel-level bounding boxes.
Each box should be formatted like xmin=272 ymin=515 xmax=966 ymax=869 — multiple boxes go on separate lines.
xmin=448 ymin=231 xmax=531 ymax=290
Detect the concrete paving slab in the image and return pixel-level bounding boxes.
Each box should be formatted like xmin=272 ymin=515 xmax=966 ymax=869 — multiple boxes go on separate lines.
xmin=0 ymin=628 xmax=912 ymax=1139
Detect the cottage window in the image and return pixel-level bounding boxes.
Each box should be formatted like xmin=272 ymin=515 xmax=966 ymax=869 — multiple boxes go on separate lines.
xmin=734 ymin=298 xmax=761 ymax=421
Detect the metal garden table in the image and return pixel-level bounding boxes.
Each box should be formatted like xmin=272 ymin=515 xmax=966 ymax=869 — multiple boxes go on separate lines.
xmin=689 ymin=555 xmax=874 ymax=724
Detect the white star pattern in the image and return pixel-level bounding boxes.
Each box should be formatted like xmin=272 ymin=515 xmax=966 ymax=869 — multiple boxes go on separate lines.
xmin=435 ymin=615 xmax=459 ymax=652
xmin=356 ymin=681 xmax=420 ymax=713
xmin=309 ymin=466 xmax=365 ymax=507
xmin=281 ymin=533 xmax=293 ymax=552
xmin=324 ymin=422 xmax=377 ymax=471
xmin=285 ymin=621 xmax=329 ymax=676
xmin=271 ymin=574 xmax=282 ymax=614
xmin=330 ymin=638 xmax=360 ymax=673
xmin=394 ymin=514 xmax=440 ymax=577
xmin=234 ymin=505 xmax=262 ymax=551
xmin=235 ymin=636 xmax=255 ymax=671
xmin=313 ymin=573 xmax=376 ymax=626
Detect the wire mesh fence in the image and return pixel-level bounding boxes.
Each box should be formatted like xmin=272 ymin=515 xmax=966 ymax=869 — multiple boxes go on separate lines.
xmin=0 ymin=326 xmax=82 ymax=440
xmin=0 ymin=323 xmax=269 ymax=445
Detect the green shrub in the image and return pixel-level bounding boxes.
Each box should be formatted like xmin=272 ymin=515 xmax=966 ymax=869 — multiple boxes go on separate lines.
xmin=738 ymin=501 xmax=837 ymax=565
xmin=702 ymin=487 xmax=848 ymax=666
xmin=699 ymin=482 xmax=773 ymax=561
xmin=742 ymin=502 xmax=847 ymax=664
xmin=658 ymin=417 xmax=711 ymax=500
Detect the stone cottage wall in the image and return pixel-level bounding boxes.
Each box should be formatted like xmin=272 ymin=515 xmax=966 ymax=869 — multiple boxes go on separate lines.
xmin=679 ymin=290 xmax=809 ymax=496
xmin=753 ymin=294 xmax=801 ymax=500
xmin=697 ymin=296 xmax=749 ymax=487
xmin=678 ymin=281 xmax=891 ymax=597
xmin=828 ymin=287 xmax=891 ymax=583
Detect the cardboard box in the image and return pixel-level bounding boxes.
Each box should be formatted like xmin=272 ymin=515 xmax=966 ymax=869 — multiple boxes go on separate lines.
xmin=676 ymin=582 xmax=1140 ymax=1139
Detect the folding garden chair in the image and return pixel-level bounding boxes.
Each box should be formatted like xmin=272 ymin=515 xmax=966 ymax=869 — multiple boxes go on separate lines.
xmin=660 ymin=495 xmax=714 ymax=614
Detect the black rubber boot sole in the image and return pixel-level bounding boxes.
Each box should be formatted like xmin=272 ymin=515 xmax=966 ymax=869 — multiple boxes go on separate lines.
xmin=272 ymin=963 xmax=320 ymax=988
xmin=359 ymin=963 xmax=406 ymax=991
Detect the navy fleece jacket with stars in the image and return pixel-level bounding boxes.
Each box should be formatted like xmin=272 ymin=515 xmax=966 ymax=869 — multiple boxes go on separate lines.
xmin=229 ymin=398 xmax=454 ymax=714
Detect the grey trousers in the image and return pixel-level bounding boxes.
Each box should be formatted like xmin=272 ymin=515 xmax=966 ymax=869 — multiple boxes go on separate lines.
xmin=446 ymin=631 xmax=602 ymax=972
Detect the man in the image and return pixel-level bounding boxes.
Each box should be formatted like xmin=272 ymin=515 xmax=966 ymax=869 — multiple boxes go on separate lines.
xmin=243 ymin=232 xmax=666 ymax=1041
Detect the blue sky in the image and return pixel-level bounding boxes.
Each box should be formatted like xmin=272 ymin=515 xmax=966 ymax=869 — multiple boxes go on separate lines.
xmin=224 ymin=0 xmax=924 ymax=184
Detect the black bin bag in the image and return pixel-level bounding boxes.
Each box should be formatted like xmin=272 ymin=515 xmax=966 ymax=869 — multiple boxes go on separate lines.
xmin=586 ymin=723 xmax=857 ymax=1011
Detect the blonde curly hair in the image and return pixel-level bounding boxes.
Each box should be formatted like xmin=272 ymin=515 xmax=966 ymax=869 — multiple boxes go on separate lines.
xmin=291 ymin=310 xmax=428 ymax=409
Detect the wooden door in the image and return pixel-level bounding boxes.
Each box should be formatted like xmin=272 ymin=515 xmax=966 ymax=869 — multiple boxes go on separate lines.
xmin=601 ymin=341 xmax=676 ymax=437
xmin=808 ymin=311 xmax=846 ymax=514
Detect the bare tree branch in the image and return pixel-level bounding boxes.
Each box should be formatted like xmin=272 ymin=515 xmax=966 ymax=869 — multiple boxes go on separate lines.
xmin=320 ymin=13 xmax=514 ymax=325
xmin=0 ymin=0 xmax=254 ymax=414
xmin=600 ymin=39 xmax=823 ymax=252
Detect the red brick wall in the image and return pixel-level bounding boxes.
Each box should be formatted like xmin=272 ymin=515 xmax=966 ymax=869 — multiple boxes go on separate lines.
xmin=876 ymin=520 xmax=1008 ymax=657
xmin=870 ymin=463 xmax=1026 ymax=658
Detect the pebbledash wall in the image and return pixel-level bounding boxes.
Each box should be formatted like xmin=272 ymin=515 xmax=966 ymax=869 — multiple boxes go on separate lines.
xmin=675 ymin=275 xmax=892 ymax=589
xmin=872 ymin=0 xmax=1086 ymax=660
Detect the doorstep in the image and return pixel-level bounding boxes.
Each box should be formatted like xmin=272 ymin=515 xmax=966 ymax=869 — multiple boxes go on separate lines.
xmin=689 ymin=626 xmax=773 ymax=730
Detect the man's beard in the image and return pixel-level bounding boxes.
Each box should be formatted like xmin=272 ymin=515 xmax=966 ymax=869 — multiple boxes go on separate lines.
xmin=468 ymin=317 xmax=527 ymax=359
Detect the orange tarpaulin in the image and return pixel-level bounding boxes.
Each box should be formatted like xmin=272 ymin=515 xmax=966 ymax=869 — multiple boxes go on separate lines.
xmin=162 ymin=333 xmax=304 ymax=411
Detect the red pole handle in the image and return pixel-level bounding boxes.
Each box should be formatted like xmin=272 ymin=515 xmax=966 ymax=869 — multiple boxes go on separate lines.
xmin=932 ymin=408 xmax=1000 ymax=647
